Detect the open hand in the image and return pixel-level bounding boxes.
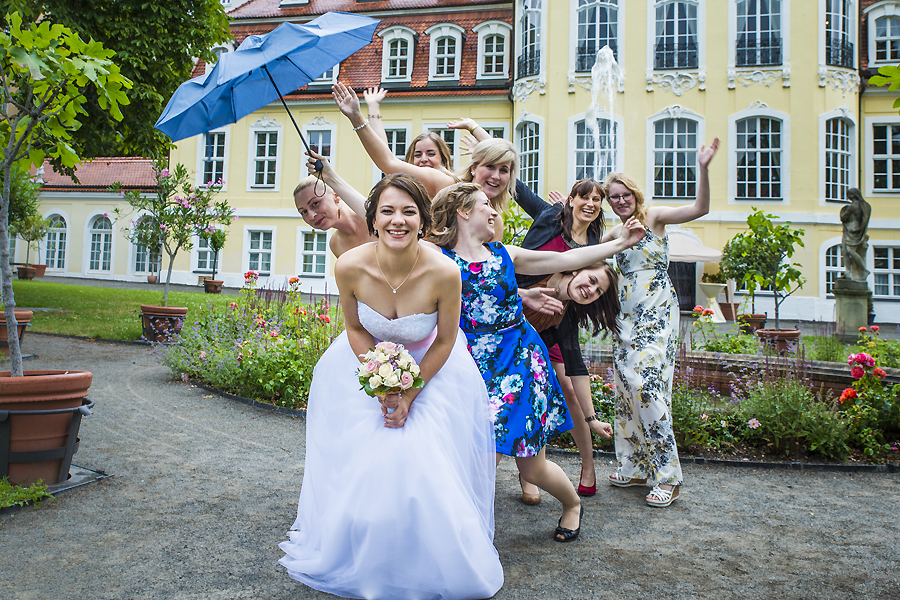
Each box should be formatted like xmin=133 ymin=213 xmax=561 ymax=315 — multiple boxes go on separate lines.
xmin=619 ymin=217 xmax=646 ymax=248
xmin=698 ymin=136 xmax=720 ymax=169
xmin=548 ymin=190 xmax=565 ymax=205
xmin=519 ymin=287 xmax=564 ymax=315
xmin=364 ymin=87 xmax=387 ymax=109
xmin=447 ymin=117 xmax=478 ymax=132
xmin=459 ymin=133 xmax=478 ymax=157
xmin=332 ymin=82 xmax=361 ymax=119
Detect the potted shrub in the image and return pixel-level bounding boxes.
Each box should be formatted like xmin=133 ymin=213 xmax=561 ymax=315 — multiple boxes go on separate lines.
xmin=734 ymin=209 xmax=806 ymax=352
xmin=721 ymin=219 xmax=780 ymax=332
xmin=112 ymin=161 xmax=233 ymax=342
xmin=10 ymin=213 xmax=51 ymax=280
xmin=201 ymin=228 xmax=228 ymax=294
xmin=0 ymin=15 xmax=129 ymax=482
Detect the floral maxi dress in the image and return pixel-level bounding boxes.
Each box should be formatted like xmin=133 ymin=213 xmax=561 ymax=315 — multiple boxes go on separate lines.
xmin=444 ymin=242 xmax=573 ymax=457
xmin=612 ymin=229 xmax=683 ymax=486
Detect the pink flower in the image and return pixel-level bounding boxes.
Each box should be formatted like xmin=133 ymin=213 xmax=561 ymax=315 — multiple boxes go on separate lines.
xmin=400 ymin=372 xmax=414 ymax=390
xmin=855 ymin=353 xmax=875 ymax=367
xmin=318 ymin=314 xmax=331 ymax=323
xmin=693 ymin=305 xmax=704 ymax=312
xmin=377 ymin=341 xmax=397 ymax=352
xmin=469 ymin=263 xmax=483 ymax=274
xmin=364 ymin=361 xmax=379 ymax=375
xmin=269 ymin=329 xmax=279 ymax=338
xmin=874 ymin=368 xmax=887 ymax=378
xmin=850 ymin=366 xmax=865 ymax=380
xmin=871 ymin=325 xmax=880 ymax=332
xmin=847 ymin=354 xmax=856 ymax=366
xmin=748 ymin=418 xmax=761 ymax=429
xmin=199 ymin=350 xmax=206 ymax=360
xmin=701 ymin=413 xmax=708 ymax=421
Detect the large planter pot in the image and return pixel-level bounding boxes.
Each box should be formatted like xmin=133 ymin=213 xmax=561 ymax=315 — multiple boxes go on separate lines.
xmin=737 ymin=313 xmax=767 ymax=334
xmin=147 ymin=275 xmax=158 ymax=284
xmin=203 ymin=279 xmax=224 ymax=294
xmin=140 ymin=305 xmax=188 ymax=343
xmin=16 ymin=265 xmax=35 ymax=280
xmin=756 ymin=328 xmax=802 ymax=354
xmin=0 ymin=309 xmax=33 ymax=356
xmin=719 ymin=302 xmax=740 ymax=321
xmin=0 ymin=369 xmax=93 ymax=486
xmin=32 ymin=264 xmax=47 ymax=277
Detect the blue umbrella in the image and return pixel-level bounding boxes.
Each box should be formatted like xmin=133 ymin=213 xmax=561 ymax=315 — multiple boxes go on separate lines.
xmin=155 ymin=11 xmax=379 ymax=166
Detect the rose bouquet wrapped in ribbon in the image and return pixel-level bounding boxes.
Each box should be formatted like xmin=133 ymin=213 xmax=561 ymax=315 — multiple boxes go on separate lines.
xmin=358 ymin=341 xmax=425 ymax=413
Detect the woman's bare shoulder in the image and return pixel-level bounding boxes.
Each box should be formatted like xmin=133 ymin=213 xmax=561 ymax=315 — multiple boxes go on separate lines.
xmin=335 ymin=242 xmax=375 ymax=273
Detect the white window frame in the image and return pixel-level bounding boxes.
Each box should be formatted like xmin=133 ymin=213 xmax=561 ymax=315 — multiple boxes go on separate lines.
xmin=473 ymin=21 xmax=512 ymax=80
xmin=372 ymin=123 xmax=413 ymax=186
xmin=379 ymin=26 xmax=417 ymax=83
xmin=244 ymin=226 xmax=275 ymax=277
xmin=865 ymin=116 xmax=900 ymax=197
xmin=302 ymin=118 xmax=337 ymax=172
xmin=425 ymin=24 xmax=464 ymax=82
xmin=247 ymin=116 xmax=283 ymax=192
xmin=516 ymin=0 xmax=544 ymax=80
xmin=515 ymin=112 xmax=545 ymax=196
xmin=727 ymin=104 xmax=790 ymax=204
xmin=129 ymin=214 xmax=162 ymax=277
xmin=308 ymin=63 xmax=340 ymax=88
xmin=865 ymin=3 xmax=900 ymax=67
xmin=296 ymin=226 xmax=329 ymax=279
xmin=820 ymin=239 xmax=845 ymax=298
xmin=730 ymin=0 xmax=784 ymax=69
xmin=191 ymin=229 xmax=224 ymax=275
xmin=573 ymin=0 xmax=621 ymax=73
xmin=567 ymin=110 xmax=624 ymax=188
xmin=423 ymin=124 xmax=460 ymax=170
xmin=819 ymin=0 xmax=857 ymax=69
xmin=44 ymin=212 xmax=68 ymax=271
xmin=204 ymin=42 xmax=234 ymax=74
xmin=649 ymin=0 xmax=703 ymax=72
xmin=195 ymin=126 xmax=229 ymax=190
xmin=85 ymin=213 xmax=114 ymax=274
xmin=872 ymin=244 xmax=900 ymax=298
xmin=646 ymin=106 xmax=705 ymax=201
xmin=819 ymin=108 xmax=856 ymax=204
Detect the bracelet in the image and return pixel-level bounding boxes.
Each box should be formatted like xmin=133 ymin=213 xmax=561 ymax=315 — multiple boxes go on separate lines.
xmin=352 ymin=119 xmax=369 ymax=132
xmin=585 ymin=414 xmax=599 ymax=423
xmin=370 ymin=114 xmax=382 ymax=119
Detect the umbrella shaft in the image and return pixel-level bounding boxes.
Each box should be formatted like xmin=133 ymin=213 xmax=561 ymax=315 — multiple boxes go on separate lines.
xmin=262 ymin=65 xmax=311 ymax=154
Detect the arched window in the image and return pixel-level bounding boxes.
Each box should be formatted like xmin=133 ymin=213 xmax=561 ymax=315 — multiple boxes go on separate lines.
xmin=474 ymin=21 xmax=512 ymax=80
xmin=133 ymin=216 xmax=161 ymax=275
xmin=575 ymin=119 xmax=617 ymax=181
xmin=518 ymin=120 xmax=541 ymax=193
xmin=875 ymin=15 xmax=900 ymax=62
xmin=735 ymin=0 xmax=782 ymax=66
xmin=653 ymin=118 xmax=698 ymax=198
xmin=518 ymin=0 xmax=541 ymax=78
xmin=576 ymin=0 xmax=619 ymax=71
xmin=824 ymin=117 xmax=851 ymax=202
xmin=736 ymin=116 xmax=782 ymax=200
xmin=825 ymin=0 xmax=853 ymax=67
xmin=825 ymin=244 xmax=843 ymax=295
xmin=89 ymin=215 xmax=112 ymax=272
xmin=654 ymin=0 xmax=698 ymax=69
xmin=45 ymin=214 xmax=67 ymax=269
xmin=379 ymin=27 xmax=416 ymax=83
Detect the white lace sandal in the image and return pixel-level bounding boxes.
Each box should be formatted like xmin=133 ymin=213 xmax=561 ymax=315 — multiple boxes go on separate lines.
xmin=646 ymin=485 xmax=680 ymax=507
xmin=608 ymin=472 xmax=648 ymax=488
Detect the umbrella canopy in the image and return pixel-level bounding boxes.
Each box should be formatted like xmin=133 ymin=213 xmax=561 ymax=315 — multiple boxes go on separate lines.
xmin=155 ymin=11 xmax=379 ymax=142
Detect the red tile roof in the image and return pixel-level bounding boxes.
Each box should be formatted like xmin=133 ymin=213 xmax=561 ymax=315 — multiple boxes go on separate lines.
xmin=38 ymin=158 xmax=157 ymax=192
xmin=228 ymin=0 xmax=507 ymax=20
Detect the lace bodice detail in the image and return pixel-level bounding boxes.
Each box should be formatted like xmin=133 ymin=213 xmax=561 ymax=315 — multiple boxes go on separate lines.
xmin=357 ymin=301 xmax=438 ymax=344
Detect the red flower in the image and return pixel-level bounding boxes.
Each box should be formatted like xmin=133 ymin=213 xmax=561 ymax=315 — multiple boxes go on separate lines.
xmin=693 ymin=305 xmax=703 ymax=312
xmin=229 ymin=302 xmax=238 ymax=308
xmin=318 ymin=314 xmax=331 ymax=323
xmin=871 ymin=325 xmax=880 ymax=332
xmin=702 ymin=308 xmax=714 ymax=316
xmin=839 ymin=388 xmax=857 ymax=403
xmin=874 ymin=368 xmax=887 ymax=378
xmin=850 ymin=366 xmax=865 ymax=380
xmin=859 ymin=326 xmax=867 ymax=332
xmin=288 ymin=276 xmax=300 ymax=285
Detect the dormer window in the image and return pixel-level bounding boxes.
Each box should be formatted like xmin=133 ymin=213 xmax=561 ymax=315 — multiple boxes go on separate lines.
xmin=473 ymin=21 xmax=512 ymax=79
xmin=425 ymin=24 xmax=465 ymax=81
xmin=379 ymin=26 xmax=417 ymax=83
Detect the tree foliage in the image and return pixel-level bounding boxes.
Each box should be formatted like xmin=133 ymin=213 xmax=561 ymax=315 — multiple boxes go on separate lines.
xmin=0 ymin=10 xmax=131 ymax=374
xmin=869 ymin=64 xmax=900 ymax=114
xmin=3 ymin=0 xmax=232 ymax=161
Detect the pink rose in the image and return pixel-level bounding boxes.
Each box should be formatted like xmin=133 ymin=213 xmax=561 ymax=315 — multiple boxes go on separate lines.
xmin=874 ymin=368 xmax=887 ymax=378
xmin=850 ymin=366 xmax=865 ymax=380
xmin=377 ymin=341 xmax=397 ymax=352
xmin=400 ymin=372 xmax=414 ymax=389
xmin=364 ymin=361 xmax=379 ymax=374
xmin=872 ymin=325 xmax=880 ymax=332
xmin=847 ymin=354 xmax=856 ymax=366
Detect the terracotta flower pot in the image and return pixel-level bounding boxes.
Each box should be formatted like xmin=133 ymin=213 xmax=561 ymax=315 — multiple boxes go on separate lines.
xmin=737 ymin=313 xmax=767 ymax=334
xmin=147 ymin=275 xmax=158 ymax=284
xmin=719 ymin=302 xmax=740 ymax=321
xmin=16 ymin=265 xmax=35 ymax=280
xmin=0 ymin=309 xmax=33 ymax=356
xmin=0 ymin=369 xmax=93 ymax=486
xmin=32 ymin=264 xmax=47 ymax=277
xmin=755 ymin=328 xmax=802 ymax=354
xmin=203 ymin=279 xmax=224 ymax=294
xmin=139 ymin=305 xmax=188 ymax=343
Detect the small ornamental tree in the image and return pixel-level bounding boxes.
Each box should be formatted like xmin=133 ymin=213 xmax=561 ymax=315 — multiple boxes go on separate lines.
xmin=113 ymin=161 xmax=234 ymax=306
xmin=723 ymin=208 xmax=805 ymax=331
xmin=201 ymin=227 xmax=228 ymax=281
xmin=10 ymin=212 xmax=51 ymax=267
xmin=0 ymin=12 xmax=131 ymax=376
xmin=721 ymin=229 xmax=780 ymax=314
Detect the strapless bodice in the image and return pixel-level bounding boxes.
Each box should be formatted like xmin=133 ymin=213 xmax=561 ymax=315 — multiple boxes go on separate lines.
xmin=357 ymin=301 xmax=438 ymax=344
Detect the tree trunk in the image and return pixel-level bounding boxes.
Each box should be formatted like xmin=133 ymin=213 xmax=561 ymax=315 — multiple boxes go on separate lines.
xmin=0 ymin=163 xmax=23 ymax=376
xmin=211 ymin=249 xmax=218 ymax=280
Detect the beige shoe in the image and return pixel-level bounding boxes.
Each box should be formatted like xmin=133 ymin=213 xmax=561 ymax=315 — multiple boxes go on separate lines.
xmin=646 ymin=485 xmax=680 ymax=507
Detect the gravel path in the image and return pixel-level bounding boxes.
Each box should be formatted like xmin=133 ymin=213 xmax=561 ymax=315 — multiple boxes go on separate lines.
xmin=1 ymin=335 xmax=897 ymax=600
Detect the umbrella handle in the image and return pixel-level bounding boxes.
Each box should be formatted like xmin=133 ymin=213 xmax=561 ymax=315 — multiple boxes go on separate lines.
xmin=312 ymin=159 xmax=323 ymax=172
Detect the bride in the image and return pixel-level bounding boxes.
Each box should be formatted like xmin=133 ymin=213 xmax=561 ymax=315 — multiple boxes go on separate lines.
xmin=278 ymin=174 xmax=503 ymax=600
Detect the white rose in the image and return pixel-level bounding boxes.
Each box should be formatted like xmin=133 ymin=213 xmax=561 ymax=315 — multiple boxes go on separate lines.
xmin=369 ymin=374 xmax=383 ymax=389
xmin=378 ymin=363 xmax=393 ymax=378
xmin=410 ymin=364 xmax=420 ymax=376
xmin=384 ymin=373 xmax=401 ymax=388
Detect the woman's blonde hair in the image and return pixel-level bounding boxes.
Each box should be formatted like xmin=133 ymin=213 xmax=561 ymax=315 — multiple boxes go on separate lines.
xmin=292 ymin=175 xmax=331 ymax=200
xmin=428 ymin=182 xmax=483 ymax=249
xmin=404 ymin=132 xmax=455 ymax=176
xmin=601 ymin=172 xmax=647 ymax=225
xmin=456 ymin=138 xmax=518 ymax=213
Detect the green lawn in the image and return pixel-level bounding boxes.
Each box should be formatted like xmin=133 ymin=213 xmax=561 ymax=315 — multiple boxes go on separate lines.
xmin=8 ymin=280 xmax=234 ymax=341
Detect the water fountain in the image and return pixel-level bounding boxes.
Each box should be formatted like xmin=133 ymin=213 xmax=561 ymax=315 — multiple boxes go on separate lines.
xmin=583 ymin=45 xmax=623 ymax=178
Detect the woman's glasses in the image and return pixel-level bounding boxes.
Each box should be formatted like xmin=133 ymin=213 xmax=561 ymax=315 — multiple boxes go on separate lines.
xmin=609 ymin=192 xmax=633 ymax=202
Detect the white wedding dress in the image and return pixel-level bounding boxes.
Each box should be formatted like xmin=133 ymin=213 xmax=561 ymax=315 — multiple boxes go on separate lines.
xmin=279 ymin=301 xmax=503 ymax=600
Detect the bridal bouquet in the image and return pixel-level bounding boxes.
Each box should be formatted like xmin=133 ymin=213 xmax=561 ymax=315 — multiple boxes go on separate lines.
xmin=358 ymin=341 xmax=424 ymax=410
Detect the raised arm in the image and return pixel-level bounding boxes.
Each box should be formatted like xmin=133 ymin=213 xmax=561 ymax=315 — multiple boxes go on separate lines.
xmin=333 ymin=82 xmax=455 ymax=197
xmin=514 ymin=178 xmax=551 ymax=219
xmin=647 ymin=137 xmax=719 ymax=229
xmin=306 ymin=148 xmax=367 ymax=218
xmin=447 ymin=118 xmax=492 ymax=144
xmin=364 ymin=87 xmax=389 ymax=145
xmin=506 ymin=218 xmax=645 ymax=275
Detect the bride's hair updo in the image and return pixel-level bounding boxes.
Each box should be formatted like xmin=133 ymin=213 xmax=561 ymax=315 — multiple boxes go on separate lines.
xmin=365 ymin=173 xmax=433 ymax=239
xmin=428 ymin=182 xmax=483 ymax=249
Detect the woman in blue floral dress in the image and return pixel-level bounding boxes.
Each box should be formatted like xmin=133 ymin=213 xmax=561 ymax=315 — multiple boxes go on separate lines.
xmin=430 ymin=182 xmax=644 ymax=541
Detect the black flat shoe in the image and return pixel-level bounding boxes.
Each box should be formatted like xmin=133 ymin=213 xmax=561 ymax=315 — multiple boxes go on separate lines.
xmin=554 ymin=505 xmax=584 ymax=543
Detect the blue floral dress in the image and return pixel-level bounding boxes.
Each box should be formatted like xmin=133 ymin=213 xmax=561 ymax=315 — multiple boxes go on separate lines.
xmin=444 ymin=242 xmax=573 ymax=457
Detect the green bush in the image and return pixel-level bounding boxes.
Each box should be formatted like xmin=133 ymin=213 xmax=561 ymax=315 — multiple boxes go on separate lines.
xmin=0 ymin=477 xmax=52 ymax=509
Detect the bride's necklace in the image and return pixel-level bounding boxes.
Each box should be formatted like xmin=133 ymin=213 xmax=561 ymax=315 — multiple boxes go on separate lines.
xmin=375 ymin=244 xmax=420 ymax=294
xmin=553 ymin=274 xmax=575 ymax=300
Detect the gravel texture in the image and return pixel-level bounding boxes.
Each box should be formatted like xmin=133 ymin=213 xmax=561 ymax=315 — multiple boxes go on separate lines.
xmin=1 ymin=335 xmax=898 ymax=600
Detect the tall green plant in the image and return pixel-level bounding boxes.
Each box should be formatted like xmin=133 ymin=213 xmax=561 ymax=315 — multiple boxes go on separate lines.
xmin=10 ymin=212 xmax=50 ymax=266
xmin=113 ymin=161 xmax=234 ymax=306
xmin=201 ymin=227 xmax=228 ymax=280
xmin=0 ymin=11 xmax=131 ymax=376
